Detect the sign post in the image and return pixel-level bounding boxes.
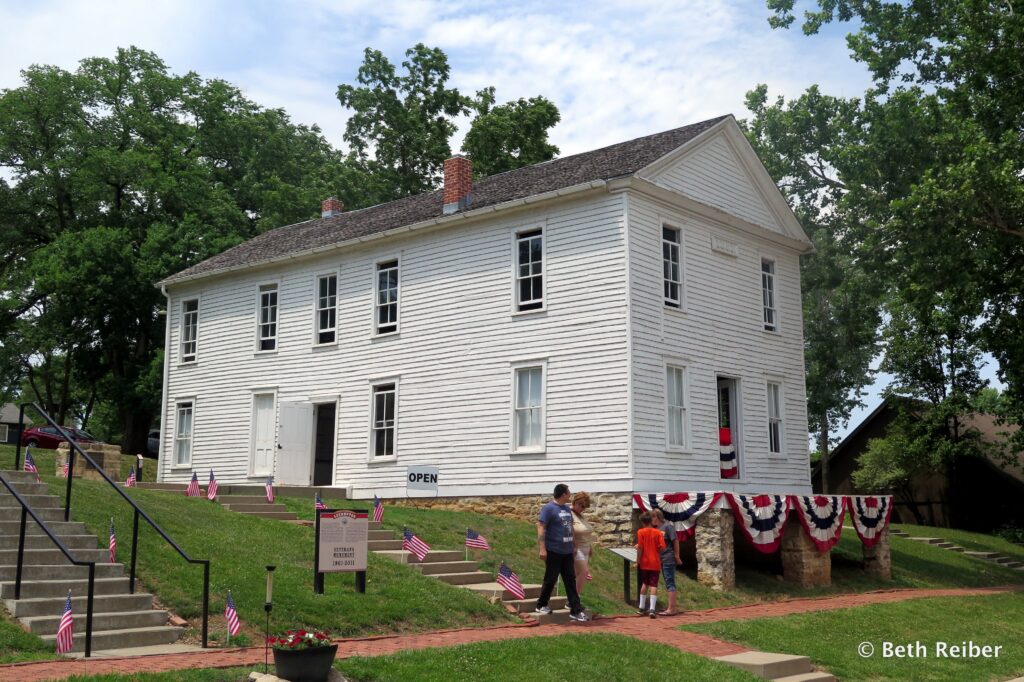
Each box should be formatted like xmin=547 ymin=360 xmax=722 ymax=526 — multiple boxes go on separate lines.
xmin=314 ymin=509 xmax=368 ymax=594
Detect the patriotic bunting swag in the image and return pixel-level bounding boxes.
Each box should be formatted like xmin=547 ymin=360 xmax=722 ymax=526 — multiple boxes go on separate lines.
xmin=727 ymin=493 xmax=789 ymax=553
xmin=719 ymin=427 xmax=738 ymax=479
xmin=790 ymin=495 xmax=844 ymax=553
xmin=847 ymin=495 xmax=893 ymax=548
xmin=632 ymin=492 xmax=722 ymax=540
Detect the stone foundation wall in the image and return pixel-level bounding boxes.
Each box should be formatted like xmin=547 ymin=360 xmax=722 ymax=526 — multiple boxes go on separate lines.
xmin=780 ymin=516 xmax=831 ymax=588
xmin=389 ymin=492 xmax=635 ymax=546
xmin=696 ymin=509 xmax=735 ymax=590
xmin=862 ymin=529 xmax=892 ymax=580
xmin=56 ymin=442 xmax=122 ymax=481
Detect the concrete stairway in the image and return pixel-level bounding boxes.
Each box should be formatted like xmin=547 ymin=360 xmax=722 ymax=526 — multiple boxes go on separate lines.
xmin=906 ymin=536 xmax=1024 ymax=569
xmin=715 ymin=652 xmax=835 ymax=681
xmin=0 ymin=471 xmax=185 ymax=654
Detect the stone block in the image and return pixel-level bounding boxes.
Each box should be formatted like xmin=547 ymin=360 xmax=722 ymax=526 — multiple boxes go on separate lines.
xmin=863 ymin=528 xmax=892 ymax=580
xmin=56 ymin=442 xmax=122 ymax=481
xmin=780 ymin=516 xmax=831 ymax=588
xmin=696 ymin=509 xmax=735 ymax=590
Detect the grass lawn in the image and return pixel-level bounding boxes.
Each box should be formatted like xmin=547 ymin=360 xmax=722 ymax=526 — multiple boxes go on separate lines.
xmin=0 ymin=611 xmax=58 ymax=664
xmin=61 ymin=669 xmax=251 ymax=682
xmin=681 ymin=593 xmax=1024 ymax=681
xmin=893 ymin=523 xmax=1024 ymax=563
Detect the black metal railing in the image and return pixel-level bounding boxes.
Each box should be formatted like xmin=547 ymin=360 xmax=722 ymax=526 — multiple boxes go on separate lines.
xmin=14 ymin=402 xmax=210 ymax=647
xmin=0 ymin=472 xmax=96 ymax=657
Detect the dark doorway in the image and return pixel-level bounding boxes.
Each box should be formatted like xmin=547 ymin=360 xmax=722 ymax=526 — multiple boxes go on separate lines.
xmin=313 ymin=403 xmax=336 ymax=486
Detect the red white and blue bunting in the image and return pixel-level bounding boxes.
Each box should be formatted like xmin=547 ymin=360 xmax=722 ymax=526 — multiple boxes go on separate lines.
xmin=719 ymin=427 xmax=738 ymax=479
xmin=847 ymin=495 xmax=894 ymax=548
xmin=632 ymin=492 xmax=723 ymax=540
xmin=790 ymin=495 xmax=845 ymax=553
xmin=727 ymin=493 xmax=789 ymax=553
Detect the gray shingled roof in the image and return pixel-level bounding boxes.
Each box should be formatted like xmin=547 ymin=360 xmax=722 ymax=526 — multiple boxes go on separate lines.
xmin=163 ymin=115 xmax=730 ymax=285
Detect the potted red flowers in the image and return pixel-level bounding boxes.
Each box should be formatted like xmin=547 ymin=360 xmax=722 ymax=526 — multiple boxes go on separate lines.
xmin=268 ymin=629 xmax=337 ymax=682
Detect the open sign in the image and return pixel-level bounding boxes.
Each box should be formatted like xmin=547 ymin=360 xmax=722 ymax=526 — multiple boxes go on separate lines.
xmin=407 ymin=465 xmax=439 ymax=491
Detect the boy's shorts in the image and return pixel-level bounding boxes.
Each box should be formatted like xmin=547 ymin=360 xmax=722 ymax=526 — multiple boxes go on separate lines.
xmin=639 ymin=569 xmax=660 ymax=588
xmin=661 ymin=561 xmax=677 ymax=591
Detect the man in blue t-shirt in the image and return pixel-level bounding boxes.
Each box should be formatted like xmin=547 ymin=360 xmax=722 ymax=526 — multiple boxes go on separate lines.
xmin=535 ymin=483 xmax=587 ymax=621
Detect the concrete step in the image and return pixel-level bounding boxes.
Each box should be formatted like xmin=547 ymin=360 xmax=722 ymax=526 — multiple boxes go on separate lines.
xmin=221 ymin=503 xmax=291 ymax=513
xmin=993 ymin=556 xmax=1017 ymax=564
xmin=217 ymin=496 xmax=274 ymax=505
xmin=22 ymin=608 xmax=169 ymax=635
xmin=775 ymin=673 xmax=836 ymax=682
xmin=234 ymin=511 xmax=298 ymax=520
xmin=934 ymin=542 xmax=955 ymax=549
xmin=0 ymin=494 xmax=62 ymax=509
xmin=908 ymin=537 xmax=942 ymax=544
xmin=948 ymin=546 xmax=966 ymax=552
xmin=7 ymin=592 xmax=155 ymax=618
xmin=1002 ymin=561 xmax=1023 ymax=569
xmin=1 ymin=577 xmax=130 ymax=599
xmin=964 ymin=551 xmax=1000 ymax=559
xmin=368 ymin=540 xmax=403 ymax=551
xmin=0 ymin=548 xmax=109 ymax=565
xmin=369 ymin=530 xmax=394 ymax=540
xmin=41 ymin=625 xmax=184 ymax=653
xmin=375 ymin=549 xmax=463 ymax=564
xmin=0 ymin=534 xmax=97 ymax=550
xmin=715 ymin=652 xmax=813 ymax=679
xmin=524 ymin=608 xmax=573 ymax=624
xmin=431 ymin=571 xmax=494 ymax=586
xmin=0 ymin=563 xmax=124 ymax=581
xmin=0 ymin=471 xmax=44 ymax=483
xmin=0 ymin=506 xmax=67 ymax=522
xmin=0 ymin=481 xmax=51 ymax=496
xmin=462 ymin=582 xmax=544 ymax=600
xmin=0 ymin=520 xmax=88 ymax=537
xmin=409 ymin=560 xmax=480 ymax=576
xmin=504 ymin=595 xmax=567 ymax=613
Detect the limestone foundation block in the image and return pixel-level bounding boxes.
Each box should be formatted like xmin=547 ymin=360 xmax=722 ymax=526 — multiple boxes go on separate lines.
xmin=56 ymin=442 xmax=122 ymax=481
xmin=780 ymin=515 xmax=831 ymax=588
xmin=696 ymin=509 xmax=735 ymax=591
xmin=862 ymin=528 xmax=892 ymax=580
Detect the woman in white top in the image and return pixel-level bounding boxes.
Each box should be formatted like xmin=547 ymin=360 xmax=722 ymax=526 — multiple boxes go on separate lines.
xmin=571 ymin=492 xmax=594 ymax=593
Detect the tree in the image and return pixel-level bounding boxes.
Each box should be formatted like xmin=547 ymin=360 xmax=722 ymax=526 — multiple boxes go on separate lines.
xmin=463 ymin=90 xmax=560 ymax=177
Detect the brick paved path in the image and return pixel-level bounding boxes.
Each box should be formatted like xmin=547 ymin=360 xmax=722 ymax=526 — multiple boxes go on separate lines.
xmin=3 ymin=586 xmax=1016 ymax=682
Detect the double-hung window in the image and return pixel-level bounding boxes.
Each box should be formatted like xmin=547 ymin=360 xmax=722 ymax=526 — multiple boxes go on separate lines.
xmin=371 ymin=382 xmax=396 ymax=457
xmin=375 ymin=261 xmax=399 ymax=334
xmin=762 ymin=259 xmax=777 ymax=332
xmin=663 ymin=227 xmax=682 ymax=308
xmin=666 ymin=365 xmax=687 ymax=448
xmin=180 ymin=299 xmax=198 ymax=362
xmin=515 ymin=229 xmax=543 ymax=311
xmin=513 ymin=365 xmax=544 ymax=450
xmin=767 ymin=382 xmax=783 ymax=453
xmin=315 ymin=274 xmax=337 ymax=344
xmin=258 ymin=284 xmax=278 ymax=351
xmin=174 ymin=401 xmax=193 ymax=466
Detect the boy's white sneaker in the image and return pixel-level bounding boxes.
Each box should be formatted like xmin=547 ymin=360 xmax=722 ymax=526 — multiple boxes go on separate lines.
xmin=534 ymin=606 xmax=552 ymax=615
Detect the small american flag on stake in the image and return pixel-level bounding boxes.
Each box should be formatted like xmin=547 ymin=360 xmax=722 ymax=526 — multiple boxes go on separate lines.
xmin=265 ymin=475 xmax=275 ymax=503
xmin=56 ymin=590 xmax=74 ymax=654
xmin=125 ymin=466 xmax=137 ymax=488
xmin=315 ymin=492 xmax=326 ymax=510
xmin=60 ymin=458 xmax=69 ymax=478
xmin=372 ymin=495 xmax=383 ymax=523
xmin=207 ymin=470 xmax=218 ymax=501
xmin=108 ymin=518 xmax=116 ymax=564
xmin=497 ymin=562 xmax=526 ymax=600
xmin=185 ymin=472 xmax=201 ymax=497
xmin=402 ymin=528 xmax=430 ymax=562
xmin=465 ymin=528 xmax=491 ymax=550
xmin=24 ymin=449 xmax=41 ymax=482
xmin=224 ymin=590 xmax=241 ymax=637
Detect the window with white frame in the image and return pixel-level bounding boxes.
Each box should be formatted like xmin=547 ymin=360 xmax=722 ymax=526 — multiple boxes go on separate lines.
xmin=762 ymin=259 xmax=777 ymax=332
xmin=375 ymin=261 xmax=399 ymax=334
xmin=513 ymin=366 xmax=544 ymax=450
xmin=180 ymin=299 xmax=198 ymax=362
xmin=0 ymin=424 xmax=8 ymax=443
xmin=767 ymin=382 xmax=783 ymax=453
xmin=515 ymin=229 xmax=543 ymax=311
xmin=258 ymin=284 xmax=278 ymax=351
xmin=315 ymin=274 xmax=337 ymax=344
xmin=371 ymin=382 xmax=396 ymax=457
xmin=174 ymin=401 xmax=193 ymax=466
xmin=663 ymin=227 xmax=682 ymax=308
xmin=666 ymin=365 xmax=687 ymax=448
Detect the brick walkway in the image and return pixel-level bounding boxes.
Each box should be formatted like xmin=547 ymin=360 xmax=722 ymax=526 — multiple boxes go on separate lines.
xmin=3 ymin=586 xmax=1016 ymax=681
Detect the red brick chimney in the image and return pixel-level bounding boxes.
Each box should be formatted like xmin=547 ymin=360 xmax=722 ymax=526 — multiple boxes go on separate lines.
xmin=443 ymin=156 xmax=473 ymax=215
xmin=321 ymin=197 xmax=344 ymax=218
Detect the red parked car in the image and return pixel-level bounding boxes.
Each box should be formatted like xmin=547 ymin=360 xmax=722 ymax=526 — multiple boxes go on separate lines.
xmin=20 ymin=426 xmax=98 ymax=449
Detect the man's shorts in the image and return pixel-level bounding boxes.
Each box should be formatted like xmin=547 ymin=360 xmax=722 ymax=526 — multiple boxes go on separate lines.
xmin=661 ymin=560 xmax=677 ymax=591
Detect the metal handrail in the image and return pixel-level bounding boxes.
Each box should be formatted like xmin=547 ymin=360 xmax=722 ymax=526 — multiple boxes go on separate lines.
xmin=0 ymin=472 xmax=96 ymax=657
xmin=14 ymin=402 xmax=210 ymax=647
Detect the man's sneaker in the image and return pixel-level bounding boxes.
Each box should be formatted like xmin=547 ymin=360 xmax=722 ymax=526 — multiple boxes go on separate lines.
xmin=534 ymin=606 xmax=552 ymax=615
xmin=635 ymin=608 xmax=646 ymax=615
xmin=569 ymin=611 xmax=590 ymax=622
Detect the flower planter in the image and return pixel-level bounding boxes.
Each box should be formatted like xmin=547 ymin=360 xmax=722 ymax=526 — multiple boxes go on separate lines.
xmin=272 ymin=643 xmax=338 ymax=682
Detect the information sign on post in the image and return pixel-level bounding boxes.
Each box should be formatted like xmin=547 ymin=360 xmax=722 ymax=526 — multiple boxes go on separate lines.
xmin=314 ymin=509 xmax=368 ymax=594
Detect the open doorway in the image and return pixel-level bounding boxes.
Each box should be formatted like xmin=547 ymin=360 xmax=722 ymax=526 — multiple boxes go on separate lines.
xmin=717 ymin=377 xmax=740 ymax=479
xmin=313 ymin=403 xmax=336 ymax=486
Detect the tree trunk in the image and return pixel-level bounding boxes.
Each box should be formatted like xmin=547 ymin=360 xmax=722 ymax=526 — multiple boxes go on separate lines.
xmin=120 ymin=409 xmax=153 ymax=455
xmin=819 ymin=413 xmax=830 ymax=494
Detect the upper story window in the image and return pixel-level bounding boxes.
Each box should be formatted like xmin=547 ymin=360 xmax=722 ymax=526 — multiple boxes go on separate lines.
xmin=371 ymin=382 xmax=397 ymax=457
xmin=666 ymin=365 xmax=687 ymax=448
xmin=175 ymin=401 xmax=193 ymax=466
xmin=513 ymin=365 xmax=545 ymax=451
xmin=180 ymin=299 xmax=198 ymax=363
xmin=257 ymin=284 xmax=278 ymax=351
xmin=663 ymin=227 xmax=682 ymax=308
xmin=315 ymin=274 xmax=337 ymax=344
xmin=375 ymin=261 xmax=399 ymax=335
xmin=515 ymin=229 xmax=543 ymax=312
xmin=767 ymin=382 xmax=783 ymax=453
xmin=762 ymin=259 xmax=777 ymax=332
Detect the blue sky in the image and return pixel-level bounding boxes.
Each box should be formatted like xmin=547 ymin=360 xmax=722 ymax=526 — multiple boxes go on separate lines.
xmin=0 ymin=0 xmax=1000 ymax=443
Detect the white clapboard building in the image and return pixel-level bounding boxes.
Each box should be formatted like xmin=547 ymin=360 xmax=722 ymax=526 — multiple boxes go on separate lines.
xmin=157 ymin=115 xmax=814 ymax=498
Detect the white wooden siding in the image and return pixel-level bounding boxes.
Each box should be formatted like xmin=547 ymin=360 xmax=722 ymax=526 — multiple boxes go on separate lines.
xmin=161 ymin=194 xmax=632 ymax=496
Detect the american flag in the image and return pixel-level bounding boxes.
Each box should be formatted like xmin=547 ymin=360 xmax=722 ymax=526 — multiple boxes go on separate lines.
xmin=465 ymin=528 xmax=491 ymax=550
xmin=402 ymin=528 xmax=430 ymax=562
xmin=108 ymin=518 xmax=116 ymax=564
xmin=125 ymin=466 xmax=137 ymax=488
xmin=185 ymin=472 xmax=201 ymax=497
xmin=60 ymin=460 xmax=69 ymax=478
xmin=315 ymin=492 xmax=326 ymax=510
xmin=265 ymin=476 xmax=275 ymax=503
xmin=497 ymin=562 xmax=526 ymax=600
xmin=373 ymin=495 xmax=383 ymax=523
xmin=24 ymin=449 xmax=41 ymax=482
xmin=207 ymin=470 xmax=218 ymax=501
xmin=56 ymin=590 xmax=74 ymax=654
xmin=224 ymin=590 xmax=241 ymax=637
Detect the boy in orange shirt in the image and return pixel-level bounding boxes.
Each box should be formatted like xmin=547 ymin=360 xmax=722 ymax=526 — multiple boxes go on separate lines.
xmin=634 ymin=511 xmax=667 ymax=618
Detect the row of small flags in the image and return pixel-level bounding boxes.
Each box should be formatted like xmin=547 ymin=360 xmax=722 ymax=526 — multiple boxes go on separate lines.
xmin=181 ymin=471 xmax=275 ymax=503
xmin=25 ymin=446 xmax=141 ymax=486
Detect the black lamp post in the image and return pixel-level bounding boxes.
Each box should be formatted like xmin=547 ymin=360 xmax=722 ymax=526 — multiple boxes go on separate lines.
xmin=264 ymin=564 xmax=276 ymax=673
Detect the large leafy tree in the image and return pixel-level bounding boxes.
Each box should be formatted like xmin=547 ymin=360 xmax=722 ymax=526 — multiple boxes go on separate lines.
xmin=463 ymin=90 xmax=560 ymax=177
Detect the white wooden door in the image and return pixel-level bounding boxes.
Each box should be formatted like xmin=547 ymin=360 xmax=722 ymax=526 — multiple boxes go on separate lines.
xmin=276 ymin=402 xmax=313 ymax=485
xmin=251 ymin=393 xmax=276 ymax=476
